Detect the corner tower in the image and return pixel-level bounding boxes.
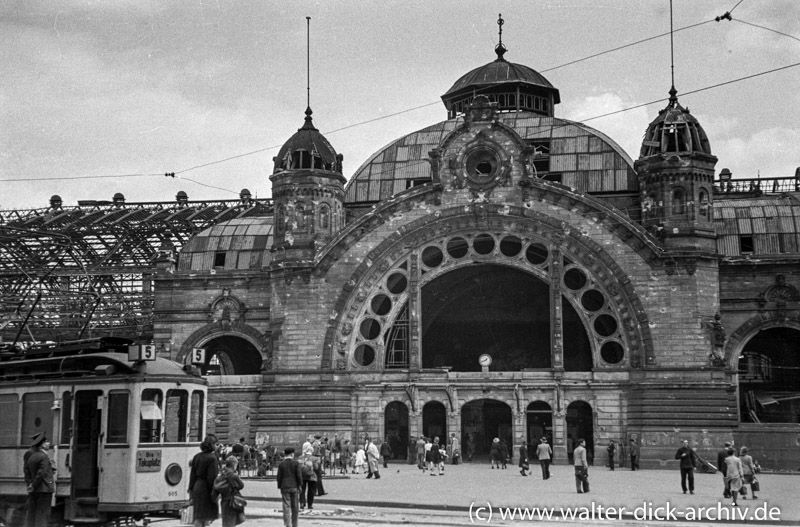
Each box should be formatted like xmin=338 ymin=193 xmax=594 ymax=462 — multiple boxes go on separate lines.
xmin=634 ymin=87 xmax=718 ymax=251
xmin=270 ymin=107 xmax=345 ymax=264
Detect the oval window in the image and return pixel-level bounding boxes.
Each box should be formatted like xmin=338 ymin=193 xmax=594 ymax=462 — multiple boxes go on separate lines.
xmin=447 ymin=237 xmax=469 ymax=259
xmin=354 ymin=344 xmax=376 ymax=367
xmin=563 ymin=268 xmax=587 ymax=290
xmin=473 ymin=234 xmax=495 ymax=255
xmin=581 ymin=289 xmax=605 ymax=312
xmin=386 ymin=273 xmax=408 ymax=295
xmin=500 ymin=236 xmax=522 ymax=257
xmin=525 ymin=243 xmax=548 ymax=265
xmin=360 ymin=318 xmax=381 ymax=340
xmin=600 ymin=341 xmax=625 ymax=365
xmin=371 ymin=294 xmax=392 ymax=316
xmin=594 ymin=314 xmax=618 ymax=337
xmin=421 ymin=246 xmax=444 ymax=268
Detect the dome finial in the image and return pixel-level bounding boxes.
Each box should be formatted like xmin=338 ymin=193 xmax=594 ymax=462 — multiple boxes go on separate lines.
xmin=495 ymin=14 xmax=507 ymax=61
xmin=301 ymin=106 xmax=317 ymax=131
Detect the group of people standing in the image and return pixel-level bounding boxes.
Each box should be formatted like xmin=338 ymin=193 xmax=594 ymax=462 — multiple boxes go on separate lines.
xmin=188 ymin=435 xmax=246 ymax=527
xmin=675 ymin=439 xmax=761 ymax=506
xmin=519 ymin=437 xmax=553 ymax=480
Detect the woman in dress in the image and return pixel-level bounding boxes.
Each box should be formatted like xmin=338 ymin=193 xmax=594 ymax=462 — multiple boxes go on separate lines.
xmin=189 ymin=435 xmax=220 ymax=527
xmin=490 ymin=438 xmax=501 ymax=469
xmin=215 ymin=456 xmax=245 ymax=527
xmin=724 ymin=448 xmax=744 ymax=506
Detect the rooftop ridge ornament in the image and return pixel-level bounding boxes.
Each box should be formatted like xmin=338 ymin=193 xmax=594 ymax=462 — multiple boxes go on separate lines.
xmin=495 ymin=13 xmax=507 ymax=62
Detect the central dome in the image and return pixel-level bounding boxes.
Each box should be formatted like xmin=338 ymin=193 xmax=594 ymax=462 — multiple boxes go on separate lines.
xmin=441 ymin=41 xmax=560 ymax=119
xmin=273 ymin=107 xmax=340 ymax=174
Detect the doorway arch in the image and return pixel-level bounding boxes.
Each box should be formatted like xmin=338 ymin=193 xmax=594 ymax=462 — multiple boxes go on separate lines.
xmin=566 ymin=401 xmax=594 ymax=465
xmin=422 ymin=401 xmax=447 ymax=443
xmin=384 ymin=401 xmax=409 ymax=461
xmin=461 ymin=399 xmax=513 ymax=461
xmin=201 ymin=335 xmax=262 ymax=375
xmin=526 ymin=401 xmax=553 ymax=447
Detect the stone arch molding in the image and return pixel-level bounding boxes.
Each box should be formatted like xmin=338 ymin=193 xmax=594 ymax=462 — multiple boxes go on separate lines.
xmin=323 ymin=207 xmax=654 ymax=371
xmin=177 ymin=320 xmax=270 ymax=366
xmin=724 ymin=313 xmax=800 ymax=370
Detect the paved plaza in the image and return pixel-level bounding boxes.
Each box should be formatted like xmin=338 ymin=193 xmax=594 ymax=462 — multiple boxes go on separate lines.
xmin=197 ymin=461 xmax=798 ymax=526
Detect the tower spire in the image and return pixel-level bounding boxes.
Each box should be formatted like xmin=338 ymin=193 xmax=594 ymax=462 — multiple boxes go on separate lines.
xmin=669 ymin=0 xmax=678 ymax=103
xmin=495 ymin=14 xmax=507 ymax=61
xmin=306 ymin=16 xmax=311 ymax=111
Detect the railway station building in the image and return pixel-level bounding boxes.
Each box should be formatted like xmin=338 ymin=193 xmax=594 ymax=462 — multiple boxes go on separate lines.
xmin=2 ymin=28 xmax=799 ymax=469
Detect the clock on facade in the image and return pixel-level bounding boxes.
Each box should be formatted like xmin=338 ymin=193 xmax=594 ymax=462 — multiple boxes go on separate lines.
xmin=478 ymin=353 xmax=492 ymax=367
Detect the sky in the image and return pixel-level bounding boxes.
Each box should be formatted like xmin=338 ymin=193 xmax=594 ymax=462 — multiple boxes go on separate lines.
xmin=1 ymin=0 xmax=798 ymax=210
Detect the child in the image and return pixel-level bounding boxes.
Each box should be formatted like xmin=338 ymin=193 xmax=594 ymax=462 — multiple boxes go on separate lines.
xmin=353 ymin=445 xmax=367 ymax=474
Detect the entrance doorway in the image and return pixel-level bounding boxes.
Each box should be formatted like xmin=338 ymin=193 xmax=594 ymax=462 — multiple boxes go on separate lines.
xmin=422 ymin=401 xmax=447 ymax=443
xmin=461 ymin=399 xmax=512 ymax=461
xmin=566 ymin=401 xmax=594 ymax=465
xmin=384 ymin=401 xmax=409 ymax=461
xmin=201 ymin=335 xmax=262 ymax=375
xmin=526 ymin=401 xmax=553 ymax=446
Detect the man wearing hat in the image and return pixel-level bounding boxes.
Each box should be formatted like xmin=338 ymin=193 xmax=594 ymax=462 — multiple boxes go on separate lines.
xmin=24 ymin=433 xmax=55 ymax=527
xmin=717 ymin=441 xmax=733 ymax=498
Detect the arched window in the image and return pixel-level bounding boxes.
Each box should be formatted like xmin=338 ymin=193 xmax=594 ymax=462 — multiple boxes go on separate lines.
xmin=698 ymin=190 xmax=710 ymax=220
xmin=320 ymin=204 xmax=330 ymax=230
xmin=275 ymin=205 xmax=285 ymax=234
xmin=671 ymin=188 xmax=686 ymax=215
xmin=295 ymin=204 xmax=305 ymax=231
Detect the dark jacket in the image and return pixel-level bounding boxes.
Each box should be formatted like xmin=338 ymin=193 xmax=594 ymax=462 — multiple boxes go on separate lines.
xmin=24 ymin=449 xmax=54 ymax=494
xmin=277 ymin=457 xmax=303 ymax=490
xmin=675 ymin=446 xmax=697 ymax=469
xmin=717 ymin=448 xmax=729 ymax=476
xmin=189 ymin=451 xmax=219 ymax=522
xmin=380 ymin=442 xmax=392 ymax=458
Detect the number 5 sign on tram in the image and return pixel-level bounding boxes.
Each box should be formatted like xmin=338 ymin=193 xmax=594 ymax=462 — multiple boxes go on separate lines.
xmin=191 ymin=348 xmax=206 ymax=365
xmin=128 ymin=344 xmax=157 ymax=362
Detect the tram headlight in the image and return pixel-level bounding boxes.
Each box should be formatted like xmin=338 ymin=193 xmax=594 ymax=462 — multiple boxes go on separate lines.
xmin=165 ymin=463 xmax=183 ymax=486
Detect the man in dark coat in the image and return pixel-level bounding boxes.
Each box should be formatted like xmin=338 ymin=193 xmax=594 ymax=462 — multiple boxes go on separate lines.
xmin=629 ymin=439 xmax=640 ymax=471
xmin=24 ymin=433 xmax=54 ymax=527
xmin=607 ymin=440 xmax=616 ymax=470
xmin=675 ymin=439 xmax=698 ymax=494
xmin=277 ymin=447 xmax=303 ymax=527
xmin=380 ymin=437 xmax=393 ymax=469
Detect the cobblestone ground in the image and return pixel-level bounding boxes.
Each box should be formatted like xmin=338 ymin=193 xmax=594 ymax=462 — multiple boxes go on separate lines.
xmin=166 ymin=462 xmax=798 ymax=526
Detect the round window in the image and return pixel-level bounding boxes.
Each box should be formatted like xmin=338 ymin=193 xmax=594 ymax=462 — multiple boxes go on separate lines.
xmin=386 ymin=273 xmax=408 ymax=295
xmin=500 ymin=236 xmax=522 ymax=257
xmin=464 ymin=147 xmax=500 ymax=185
xmin=581 ymin=289 xmax=605 ymax=311
xmin=447 ymin=237 xmax=469 ymax=259
xmin=525 ymin=243 xmax=548 ymax=265
xmin=563 ymin=268 xmax=587 ymax=290
xmin=594 ymin=314 xmax=618 ymax=337
xmin=360 ymin=318 xmax=381 ymax=340
xmin=421 ymin=246 xmax=444 ymax=268
xmin=600 ymin=341 xmax=625 ymax=364
xmin=473 ymin=234 xmax=495 ymax=255
xmin=371 ymin=294 xmax=392 ymax=316
xmin=354 ymin=344 xmax=375 ymax=367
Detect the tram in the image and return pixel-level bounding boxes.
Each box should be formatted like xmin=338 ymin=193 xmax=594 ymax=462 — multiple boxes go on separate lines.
xmin=0 ymin=337 xmax=207 ymax=526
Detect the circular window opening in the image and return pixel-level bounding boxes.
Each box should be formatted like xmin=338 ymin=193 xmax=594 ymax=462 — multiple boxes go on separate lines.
xmin=421 ymin=246 xmax=444 ymax=268
xmin=594 ymin=314 xmax=618 ymax=337
xmin=581 ymin=289 xmax=605 ymax=311
xmin=360 ymin=318 xmax=381 ymax=340
xmin=525 ymin=243 xmax=548 ymax=265
xmin=563 ymin=268 xmax=587 ymax=290
xmin=165 ymin=463 xmax=183 ymax=486
xmin=354 ymin=344 xmax=375 ymax=367
xmin=500 ymin=236 xmax=522 ymax=257
xmin=371 ymin=294 xmax=392 ymax=316
xmin=386 ymin=273 xmax=407 ymax=295
xmin=447 ymin=237 xmax=469 ymax=259
xmin=600 ymin=341 xmax=625 ymax=365
xmin=473 ymin=234 xmax=495 ymax=255
xmin=476 ymin=161 xmax=493 ymax=175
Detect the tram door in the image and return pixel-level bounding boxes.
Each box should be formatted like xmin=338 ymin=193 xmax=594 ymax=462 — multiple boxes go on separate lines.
xmin=72 ymin=390 xmax=102 ymax=498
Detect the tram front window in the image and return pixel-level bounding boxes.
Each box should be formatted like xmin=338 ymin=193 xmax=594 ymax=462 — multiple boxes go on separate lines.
xmin=107 ymin=391 xmax=129 ymax=443
xmin=140 ymin=389 xmax=163 ymax=443
xmin=165 ymin=390 xmax=188 ymax=442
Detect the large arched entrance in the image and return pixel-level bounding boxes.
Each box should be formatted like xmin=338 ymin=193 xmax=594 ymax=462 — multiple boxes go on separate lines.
xmin=738 ymin=327 xmax=800 ymax=423
xmin=201 ymin=335 xmax=262 ymax=375
xmin=526 ymin=401 xmax=553 ymax=450
xmin=461 ymin=399 xmax=513 ymax=461
xmin=422 ymin=401 xmax=447 ymax=443
xmin=566 ymin=401 xmax=594 ymax=465
xmin=384 ymin=401 xmax=409 ymax=461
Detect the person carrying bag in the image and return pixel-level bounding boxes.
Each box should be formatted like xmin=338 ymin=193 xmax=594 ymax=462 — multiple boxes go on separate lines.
xmin=213 ymin=456 xmax=246 ymax=527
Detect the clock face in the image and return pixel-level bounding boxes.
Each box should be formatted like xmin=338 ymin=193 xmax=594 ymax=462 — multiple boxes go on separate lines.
xmin=478 ymin=354 xmax=492 ymax=367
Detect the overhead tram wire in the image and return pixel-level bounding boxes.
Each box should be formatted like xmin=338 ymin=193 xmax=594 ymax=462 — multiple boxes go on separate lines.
xmin=2 ymin=2 xmax=793 ymax=189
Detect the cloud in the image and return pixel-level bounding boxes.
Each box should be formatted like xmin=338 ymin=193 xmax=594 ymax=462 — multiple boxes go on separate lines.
xmin=714 ymin=127 xmax=800 ymax=179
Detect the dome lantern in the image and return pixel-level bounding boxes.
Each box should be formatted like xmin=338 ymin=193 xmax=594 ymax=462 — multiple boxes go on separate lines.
xmin=639 ymin=86 xmax=712 ymax=159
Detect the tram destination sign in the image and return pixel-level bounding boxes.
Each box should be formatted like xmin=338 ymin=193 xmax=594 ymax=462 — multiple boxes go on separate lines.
xmin=136 ymin=450 xmax=162 ymax=472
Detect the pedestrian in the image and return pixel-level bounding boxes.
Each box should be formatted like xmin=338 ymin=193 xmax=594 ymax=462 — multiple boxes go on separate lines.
xmin=449 ymin=433 xmax=460 ymax=465
xmin=536 ymin=437 xmax=553 ymax=480
xmin=717 ymin=441 xmax=733 ymax=498
xmin=607 ymin=440 xmax=616 ymax=470
xmin=366 ymin=437 xmax=381 ymax=479
xmin=24 ymin=433 xmax=54 ymax=527
xmin=301 ymin=435 xmax=314 ymax=457
xmin=519 ymin=442 xmax=530 ymax=477
xmin=339 ymin=439 xmax=351 ymax=475
xmin=298 ymin=453 xmax=319 ymax=511
xmin=214 ymin=456 xmax=245 ymax=527
xmin=416 ymin=436 xmax=426 ymax=470
xmin=424 ymin=436 xmax=434 ymax=472
xmin=499 ymin=438 xmax=509 ymax=469
xmin=573 ymin=438 xmax=590 ymax=494
xmin=490 ymin=438 xmax=501 ymax=469
xmin=408 ymin=435 xmax=416 ymax=465
xmin=353 ymin=445 xmax=366 ymax=474
xmin=189 ymin=435 xmax=220 ymax=527
xmin=724 ymin=448 xmax=744 ymax=506
xmin=380 ymin=436 xmax=393 ymax=469
xmin=739 ymin=446 xmax=758 ymax=499
xmin=277 ymin=447 xmax=303 ymax=527
xmin=429 ymin=437 xmax=443 ymax=476
xmin=675 ymin=439 xmax=697 ymax=495
xmin=629 ymin=439 xmax=640 ymax=471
